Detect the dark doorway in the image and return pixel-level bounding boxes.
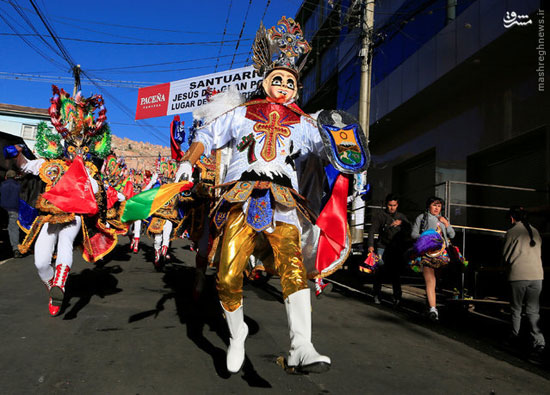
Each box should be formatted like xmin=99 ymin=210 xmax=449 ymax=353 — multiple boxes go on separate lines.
xmin=467 ymin=127 xmax=549 ymax=231
xmin=392 ymin=148 xmax=436 ymax=220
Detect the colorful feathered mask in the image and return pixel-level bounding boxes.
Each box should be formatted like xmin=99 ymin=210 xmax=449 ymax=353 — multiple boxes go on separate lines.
xmin=155 ymin=156 xmax=177 ymax=182
xmin=37 ymin=85 xmax=111 ymax=160
xmin=101 ymin=154 xmax=127 ymax=187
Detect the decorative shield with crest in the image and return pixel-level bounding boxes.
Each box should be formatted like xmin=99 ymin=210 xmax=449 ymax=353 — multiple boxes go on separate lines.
xmin=317 ymin=110 xmax=370 ymax=174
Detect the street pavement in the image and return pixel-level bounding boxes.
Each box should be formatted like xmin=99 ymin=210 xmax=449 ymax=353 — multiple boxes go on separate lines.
xmin=1 ymin=237 xmax=549 ymax=394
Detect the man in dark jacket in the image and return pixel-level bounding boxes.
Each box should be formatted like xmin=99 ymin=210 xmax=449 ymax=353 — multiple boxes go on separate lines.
xmin=367 ymin=193 xmax=411 ymax=305
xmin=0 ymin=170 xmax=21 ymax=258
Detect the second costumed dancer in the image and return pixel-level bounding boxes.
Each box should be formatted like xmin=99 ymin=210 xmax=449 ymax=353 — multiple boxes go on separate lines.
xmin=8 ymin=86 xmax=114 ymax=316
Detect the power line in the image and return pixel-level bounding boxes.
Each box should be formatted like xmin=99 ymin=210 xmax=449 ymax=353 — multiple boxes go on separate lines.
xmin=89 ymin=61 xmax=242 ymax=75
xmin=0 ymin=32 xmax=252 ymax=46
xmin=215 ymin=0 xmax=233 ymax=72
xmin=1 ymin=0 xmax=170 ymax=146
xmin=9 ymin=53 xmax=251 ymax=75
xmin=0 ymin=9 xmax=66 ymax=71
xmin=0 ymin=0 xmax=240 ymax=36
xmin=55 ymin=20 xmax=178 ymax=44
xmin=0 ymin=71 xmax=160 ymax=88
xmin=86 ymin=52 xmax=249 ymax=72
xmin=230 ymin=0 xmax=254 ymax=69
xmin=3 ymin=13 xmax=167 ymax=143
xmin=27 ymin=0 xmax=76 ymax=68
xmin=245 ymin=0 xmax=271 ymax=65
xmin=7 ymin=0 xmax=65 ymax=61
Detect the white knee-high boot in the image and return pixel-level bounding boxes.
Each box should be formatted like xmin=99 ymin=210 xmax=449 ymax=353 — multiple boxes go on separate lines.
xmin=222 ymin=303 xmax=248 ymax=373
xmin=285 ymin=288 xmax=331 ymax=373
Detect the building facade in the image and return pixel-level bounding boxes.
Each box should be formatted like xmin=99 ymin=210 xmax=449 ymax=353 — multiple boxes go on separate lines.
xmin=296 ymin=0 xmax=547 ymax=294
xmin=0 ymin=103 xmax=52 ymax=152
xmin=297 ymin=0 xmax=547 ymax=228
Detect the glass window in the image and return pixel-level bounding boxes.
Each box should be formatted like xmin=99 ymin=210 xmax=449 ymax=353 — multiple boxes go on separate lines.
xmin=301 ymin=69 xmax=317 ymax=104
xmin=304 ymin=2 xmax=320 ymax=42
xmin=320 ymin=43 xmax=338 ymax=84
xmin=322 ymin=0 xmax=337 ymax=22
xmin=21 ymin=124 xmax=37 ymax=140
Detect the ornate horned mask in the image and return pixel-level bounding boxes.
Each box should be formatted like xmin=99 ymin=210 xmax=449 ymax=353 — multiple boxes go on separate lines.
xmin=252 ymin=17 xmax=311 ymax=80
xmin=36 ymin=85 xmax=111 ymax=161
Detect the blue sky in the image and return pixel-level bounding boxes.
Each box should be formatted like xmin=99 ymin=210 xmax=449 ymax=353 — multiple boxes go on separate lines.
xmin=0 ymin=0 xmax=303 ymax=146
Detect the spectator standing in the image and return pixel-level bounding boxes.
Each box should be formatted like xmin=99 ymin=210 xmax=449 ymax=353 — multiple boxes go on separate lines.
xmin=367 ymin=193 xmax=411 ymax=306
xmin=411 ymin=196 xmax=455 ymax=321
xmin=0 ymin=170 xmax=21 ymax=258
xmin=503 ymin=206 xmax=545 ymax=359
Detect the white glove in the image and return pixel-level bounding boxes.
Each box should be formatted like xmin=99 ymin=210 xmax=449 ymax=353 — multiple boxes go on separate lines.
xmin=310 ymin=109 xmax=323 ymax=121
xmin=143 ymin=173 xmax=158 ymax=191
xmin=175 ymin=161 xmax=193 ymax=182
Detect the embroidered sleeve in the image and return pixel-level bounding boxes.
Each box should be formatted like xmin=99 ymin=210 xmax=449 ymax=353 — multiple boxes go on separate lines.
xmin=195 ymin=108 xmax=240 ymax=153
xmin=299 ymin=116 xmax=325 ymax=158
xmin=21 ymin=158 xmax=46 ymax=176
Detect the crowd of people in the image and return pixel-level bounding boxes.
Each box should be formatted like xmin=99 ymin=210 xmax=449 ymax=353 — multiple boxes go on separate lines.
xmin=365 ymin=195 xmax=545 ymax=360
xmin=0 ymin=16 xmax=372 ymax=375
xmin=366 ymin=193 xmax=456 ymax=322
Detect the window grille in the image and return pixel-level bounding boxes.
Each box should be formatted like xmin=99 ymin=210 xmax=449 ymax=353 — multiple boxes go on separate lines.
xmin=21 ymin=124 xmax=37 ymax=140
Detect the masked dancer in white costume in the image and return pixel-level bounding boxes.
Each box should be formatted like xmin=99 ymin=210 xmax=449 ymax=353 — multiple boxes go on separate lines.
xmin=174 ymin=17 xmax=355 ymax=374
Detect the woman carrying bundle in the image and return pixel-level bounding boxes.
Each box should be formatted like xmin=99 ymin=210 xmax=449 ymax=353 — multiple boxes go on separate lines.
xmin=411 ymin=196 xmax=456 ymax=321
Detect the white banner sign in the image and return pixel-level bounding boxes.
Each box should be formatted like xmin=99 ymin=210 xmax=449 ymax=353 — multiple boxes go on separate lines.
xmin=136 ymin=66 xmax=263 ymax=119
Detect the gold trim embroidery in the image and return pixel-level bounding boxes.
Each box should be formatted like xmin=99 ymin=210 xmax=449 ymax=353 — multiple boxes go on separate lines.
xmin=39 ymin=160 xmax=68 ymax=190
xmin=224 ymin=181 xmax=254 ymax=202
xmin=147 ymin=217 xmax=166 ymax=235
xmin=270 ymin=184 xmax=296 ymax=207
xmin=18 ymin=215 xmax=50 ymax=254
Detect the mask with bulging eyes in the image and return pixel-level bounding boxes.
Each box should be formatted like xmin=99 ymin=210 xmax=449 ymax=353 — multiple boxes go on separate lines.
xmin=64 ymin=140 xmax=91 ymax=161
xmin=262 ymin=69 xmax=298 ymax=103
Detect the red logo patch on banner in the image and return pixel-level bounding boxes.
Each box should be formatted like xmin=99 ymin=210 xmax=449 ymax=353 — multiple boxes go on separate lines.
xmin=135 ymin=83 xmax=170 ymax=120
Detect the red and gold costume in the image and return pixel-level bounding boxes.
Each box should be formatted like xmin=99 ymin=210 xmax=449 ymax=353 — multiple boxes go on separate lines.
xmin=14 ymin=85 xmax=113 ymax=316
xmin=147 ymin=159 xmax=184 ymax=270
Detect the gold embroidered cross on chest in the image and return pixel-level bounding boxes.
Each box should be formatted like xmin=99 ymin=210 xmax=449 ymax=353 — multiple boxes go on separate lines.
xmin=253 ymin=111 xmax=292 ymax=162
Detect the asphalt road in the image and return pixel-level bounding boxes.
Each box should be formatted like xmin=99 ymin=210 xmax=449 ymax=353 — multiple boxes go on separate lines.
xmin=1 ymin=237 xmax=549 ymax=394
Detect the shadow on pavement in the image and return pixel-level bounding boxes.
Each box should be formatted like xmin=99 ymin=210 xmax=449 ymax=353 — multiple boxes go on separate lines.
xmin=136 ymin=243 xmax=185 ymax=273
xmin=245 ymin=276 xmax=284 ymax=305
xmin=97 ymin=241 xmax=134 ymax=265
xmin=329 ymin=276 xmax=550 ymax=379
xmin=62 ymin=264 xmax=123 ymax=320
xmin=128 ymin=264 xmax=271 ymax=387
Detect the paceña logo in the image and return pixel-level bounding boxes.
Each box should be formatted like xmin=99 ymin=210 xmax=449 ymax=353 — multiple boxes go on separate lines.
xmin=503 ymin=11 xmax=533 ymax=28
xmin=140 ymin=93 xmax=166 ymax=106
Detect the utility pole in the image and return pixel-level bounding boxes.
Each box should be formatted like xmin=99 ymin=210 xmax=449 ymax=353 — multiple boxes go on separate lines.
xmin=358 ymin=0 xmax=374 ymax=141
xmin=67 ymin=64 xmax=81 ymax=132
xmin=72 ymin=64 xmax=81 ymax=96
xmin=351 ymin=0 xmax=375 ymax=247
